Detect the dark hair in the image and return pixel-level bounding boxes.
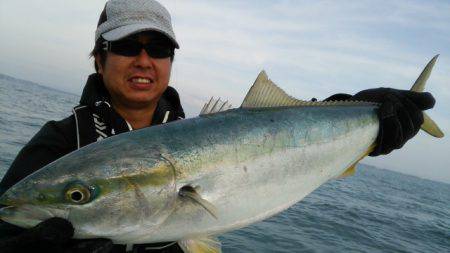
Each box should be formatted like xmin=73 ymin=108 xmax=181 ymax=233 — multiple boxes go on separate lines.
xmin=90 ymin=6 xmax=175 ymax=73
xmin=90 ymin=6 xmax=108 ymax=73
xmin=90 ymin=38 xmax=107 ymax=73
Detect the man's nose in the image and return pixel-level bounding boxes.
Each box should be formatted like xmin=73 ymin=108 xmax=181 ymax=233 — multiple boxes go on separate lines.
xmin=133 ymin=49 xmax=153 ymax=68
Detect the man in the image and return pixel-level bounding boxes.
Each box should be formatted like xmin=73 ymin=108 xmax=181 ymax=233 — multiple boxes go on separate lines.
xmin=0 ymin=0 xmax=435 ymax=252
xmin=1 ymin=0 xmax=185 ymax=252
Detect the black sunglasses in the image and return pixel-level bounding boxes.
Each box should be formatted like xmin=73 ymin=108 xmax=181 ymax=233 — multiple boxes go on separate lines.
xmin=103 ymin=39 xmax=174 ymax=59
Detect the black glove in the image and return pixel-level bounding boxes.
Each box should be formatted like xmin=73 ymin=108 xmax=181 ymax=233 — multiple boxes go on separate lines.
xmin=323 ymin=93 xmax=352 ymax=102
xmin=0 ymin=218 xmax=113 ymax=253
xmin=350 ymin=88 xmax=435 ymax=156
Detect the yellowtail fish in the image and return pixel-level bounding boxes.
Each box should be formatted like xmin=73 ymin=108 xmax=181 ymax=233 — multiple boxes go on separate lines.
xmin=0 ymin=56 xmax=443 ymax=253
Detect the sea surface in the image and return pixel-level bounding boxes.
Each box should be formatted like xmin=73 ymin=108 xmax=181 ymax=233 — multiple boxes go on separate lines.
xmin=0 ymin=74 xmax=449 ymax=252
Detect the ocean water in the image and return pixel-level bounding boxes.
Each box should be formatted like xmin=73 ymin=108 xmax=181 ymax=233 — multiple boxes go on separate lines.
xmin=0 ymin=74 xmax=449 ymax=252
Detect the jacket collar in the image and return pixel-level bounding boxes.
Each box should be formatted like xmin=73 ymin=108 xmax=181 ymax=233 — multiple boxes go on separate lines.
xmin=79 ymin=73 xmax=111 ymax=106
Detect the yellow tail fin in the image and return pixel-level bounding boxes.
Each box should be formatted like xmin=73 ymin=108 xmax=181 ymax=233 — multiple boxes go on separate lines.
xmin=410 ymin=55 xmax=444 ymax=138
xmin=337 ymin=56 xmax=444 ymax=180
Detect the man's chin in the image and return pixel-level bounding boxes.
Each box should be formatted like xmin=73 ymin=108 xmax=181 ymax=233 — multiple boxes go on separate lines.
xmin=121 ymin=95 xmax=162 ymax=109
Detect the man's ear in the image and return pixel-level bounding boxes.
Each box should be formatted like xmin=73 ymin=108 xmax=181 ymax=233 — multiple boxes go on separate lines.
xmin=95 ymin=55 xmax=104 ymax=74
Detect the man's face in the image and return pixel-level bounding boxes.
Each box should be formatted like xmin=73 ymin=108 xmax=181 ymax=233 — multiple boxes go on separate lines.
xmin=96 ymin=33 xmax=173 ymax=109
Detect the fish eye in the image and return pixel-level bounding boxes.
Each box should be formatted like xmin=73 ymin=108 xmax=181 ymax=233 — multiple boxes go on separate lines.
xmin=65 ymin=182 xmax=94 ymax=204
xmin=69 ymin=189 xmax=87 ymax=202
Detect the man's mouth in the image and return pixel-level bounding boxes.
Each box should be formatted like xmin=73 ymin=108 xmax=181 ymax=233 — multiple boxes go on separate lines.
xmin=131 ymin=77 xmax=153 ymax=84
xmin=129 ymin=77 xmax=154 ymax=90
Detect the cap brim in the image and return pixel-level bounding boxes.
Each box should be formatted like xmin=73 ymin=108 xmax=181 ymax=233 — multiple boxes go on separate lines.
xmin=102 ymin=23 xmax=179 ymax=49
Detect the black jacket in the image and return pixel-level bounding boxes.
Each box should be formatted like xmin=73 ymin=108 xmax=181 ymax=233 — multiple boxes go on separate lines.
xmin=0 ymin=73 xmax=185 ymax=193
xmin=0 ymin=73 xmax=185 ymax=252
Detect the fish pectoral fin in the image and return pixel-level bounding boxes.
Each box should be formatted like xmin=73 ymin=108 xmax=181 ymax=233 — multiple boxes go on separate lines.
xmin=178 ymin=236 xmax=222 ymax=253
xmin=179 ymin=186 xmax=218 ymax=219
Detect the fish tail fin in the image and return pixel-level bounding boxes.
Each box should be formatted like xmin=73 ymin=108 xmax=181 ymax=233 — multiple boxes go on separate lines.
xmin=410 ymin=54 xmax=444 ymax=138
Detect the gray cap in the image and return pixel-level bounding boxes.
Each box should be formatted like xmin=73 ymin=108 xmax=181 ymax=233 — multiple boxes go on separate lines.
xmin=95 ymin=0 xmax=179 ymax=48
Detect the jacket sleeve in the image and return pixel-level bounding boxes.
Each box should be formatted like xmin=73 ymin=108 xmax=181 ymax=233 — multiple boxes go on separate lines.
xmin=0 ymin=116 xmax=77 ymax=195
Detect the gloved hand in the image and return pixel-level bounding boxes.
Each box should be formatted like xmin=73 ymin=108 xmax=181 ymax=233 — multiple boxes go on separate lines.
xmin=349 ymin=88 xmax=434 ymax=156
xmin=0 ymin=218 xmax=113 ymax=253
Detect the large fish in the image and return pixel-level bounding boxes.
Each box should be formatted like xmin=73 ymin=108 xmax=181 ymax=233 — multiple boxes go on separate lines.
xmin=0 ymin=56 xmax=443 ymax=252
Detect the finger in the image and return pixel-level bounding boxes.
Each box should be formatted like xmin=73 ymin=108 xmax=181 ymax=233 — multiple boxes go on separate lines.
xmin=352 ymin=88 xmax=390 ymax=103
xmin=385 ymin=116 xmax=404 ymax=153
xmin=389 ymin=92 xmax=422 ymax=141
xmin=323 ymin=93 xmax=352 ymax=101
xmin=402 ymin=91 xmax=435 ymax=110
xmin=397 ymin=95 xmax=423 ymax=136
xmin=377 ymin=98 xmax=395 ymax=119
xmin=374 ymin=101 xmax=404 ymax=155
xmin=395 ymin=106 xmax=415 ymax=141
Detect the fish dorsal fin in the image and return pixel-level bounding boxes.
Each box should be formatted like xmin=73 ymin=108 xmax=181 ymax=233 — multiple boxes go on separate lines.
xmin=241 ymin=71 xmax=377 ymax=108
xmin=241 ymin=71 xmax=307 ymax=108
xmin=200 ymin=97 xmax=233 ymax=115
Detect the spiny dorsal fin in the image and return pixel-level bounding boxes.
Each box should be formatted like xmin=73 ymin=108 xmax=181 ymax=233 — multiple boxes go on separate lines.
xmin=241 ymin=71 xmax=377 ymax=108
xmin=178 ymin=236 xmax=222 ymax=253
xmin=200 ymin=97 xmax=233 ymax=115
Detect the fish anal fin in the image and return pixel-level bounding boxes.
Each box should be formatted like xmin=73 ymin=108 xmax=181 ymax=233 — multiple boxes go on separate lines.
xmin=337 ymin=144 xmax=376 ymax=179
xmin=179 ymin=186 xmax=218 ymax=219
xmin=337 ymin=164 xmax=357 ymax=179
xmin=178 ymin=237 xmax=222 ymax=253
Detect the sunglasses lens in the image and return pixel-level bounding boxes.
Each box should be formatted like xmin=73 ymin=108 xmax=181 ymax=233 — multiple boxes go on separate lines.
xmin=107 ymin=39 xmax=174 ymax=58
xmin=144 ymin=45 xmax=173 ymax=59
xmin=109 ymin=40 xmax=142 ymax=56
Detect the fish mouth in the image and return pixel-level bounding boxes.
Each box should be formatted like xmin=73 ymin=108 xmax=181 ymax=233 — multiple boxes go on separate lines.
xmin=0 ymin=204 xmax=67 ymax=228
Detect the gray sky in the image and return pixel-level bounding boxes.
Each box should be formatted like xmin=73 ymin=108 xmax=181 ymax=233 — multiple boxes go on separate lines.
xmin=1 ymin=0 xmax=449 ymax=183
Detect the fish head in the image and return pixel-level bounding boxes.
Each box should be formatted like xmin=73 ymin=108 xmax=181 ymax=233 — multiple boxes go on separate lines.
xmin=0 ymin=150 xmax=178 ymax=241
